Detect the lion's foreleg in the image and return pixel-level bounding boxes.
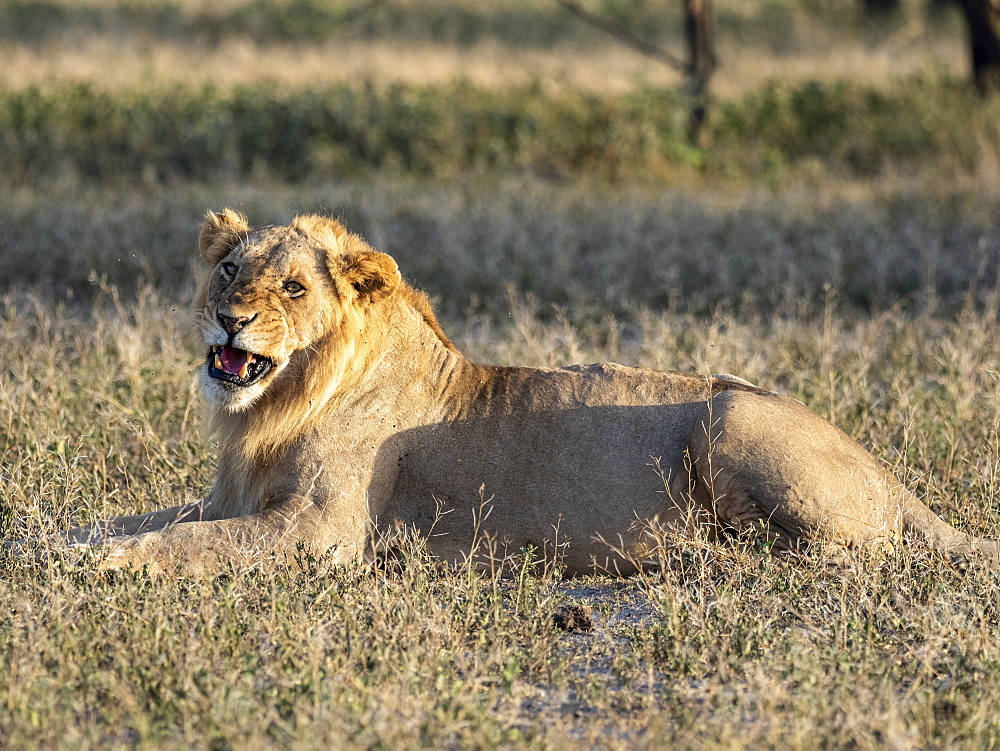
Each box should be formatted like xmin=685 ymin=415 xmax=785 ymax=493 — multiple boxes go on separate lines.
xmin=4 ymin=501 xmax=218 ymax=564
xmin=64 ymin=501 xmax=215 ymax=545
xmin=94 ymin=506 xmax=348 ymax=574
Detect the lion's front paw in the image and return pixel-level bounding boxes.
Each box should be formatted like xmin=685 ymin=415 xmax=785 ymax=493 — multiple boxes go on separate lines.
xmin=95 ymin=534 xmax=167 ymax=574
xmin=95 ymin=541 xmax=136 ymax=573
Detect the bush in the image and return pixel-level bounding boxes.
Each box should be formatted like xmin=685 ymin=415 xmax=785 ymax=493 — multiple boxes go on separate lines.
xmin=711 ymin=73 xmax=990 ymax=176
xmin=1 ymin=75 xmax=996 ymax=185
xmin=0 ymin=82 xmax=700 ymax=183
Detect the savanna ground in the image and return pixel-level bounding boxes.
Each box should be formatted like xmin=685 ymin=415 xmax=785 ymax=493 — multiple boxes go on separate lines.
xmin=5 ymin=0 xmax=1000 ymax=747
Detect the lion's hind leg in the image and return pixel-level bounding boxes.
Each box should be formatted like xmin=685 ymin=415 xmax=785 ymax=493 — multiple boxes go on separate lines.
xmin=687 ymin=389 xmax=906 ymax=551
xmin=712 ymin=499 xmax=812 ymax=552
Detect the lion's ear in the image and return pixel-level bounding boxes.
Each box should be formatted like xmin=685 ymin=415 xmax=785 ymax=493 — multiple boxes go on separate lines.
xmin=341 ymin=250 xmax=401 ymax=305
xmin=199 ymin=209 xmax=251 ymax=265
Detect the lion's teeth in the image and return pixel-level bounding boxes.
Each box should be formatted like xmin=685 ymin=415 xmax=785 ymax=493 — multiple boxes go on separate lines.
xmin=239 ymin=362 xmax=249 ymax=379
xmin=214 ymin=354 xmax=223 ymax=370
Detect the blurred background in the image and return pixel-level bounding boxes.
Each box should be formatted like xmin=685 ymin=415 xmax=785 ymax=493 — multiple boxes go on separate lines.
xmin=2 ymin=0 xmax=1000 ymax=320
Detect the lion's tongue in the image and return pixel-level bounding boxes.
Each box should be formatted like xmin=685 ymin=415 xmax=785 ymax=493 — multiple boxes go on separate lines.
xmin=219 ymin=346 xmax=251 ymax=376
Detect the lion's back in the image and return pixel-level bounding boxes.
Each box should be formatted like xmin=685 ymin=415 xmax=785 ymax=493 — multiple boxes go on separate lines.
xmin=378 ymin=362 xmax=757 ymax=563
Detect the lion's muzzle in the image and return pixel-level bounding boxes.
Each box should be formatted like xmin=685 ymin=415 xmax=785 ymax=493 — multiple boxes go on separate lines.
xmin=207 ymin=344 xmax=274 ymax=387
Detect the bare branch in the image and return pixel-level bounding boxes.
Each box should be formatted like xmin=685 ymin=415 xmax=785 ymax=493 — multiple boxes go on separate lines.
xmin=552 ymin=0 xmax=687 ymax=73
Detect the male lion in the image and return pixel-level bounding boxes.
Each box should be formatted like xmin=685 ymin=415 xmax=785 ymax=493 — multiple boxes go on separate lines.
xmin=56 ymin=210 xmax=995 ymax=574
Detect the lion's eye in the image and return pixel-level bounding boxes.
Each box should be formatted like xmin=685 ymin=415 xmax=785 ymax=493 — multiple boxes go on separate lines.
xmin=284 ymin=281 xmax=305 ymax=297
xmin=221 ymin=262 xmax=238 ymax=278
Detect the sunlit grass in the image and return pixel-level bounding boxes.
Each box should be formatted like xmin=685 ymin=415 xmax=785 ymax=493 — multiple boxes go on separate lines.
xmin=4 ymin=272 xmax=1000 ymax=746
xmin=0 ymin=33 xmax=969 ymax=100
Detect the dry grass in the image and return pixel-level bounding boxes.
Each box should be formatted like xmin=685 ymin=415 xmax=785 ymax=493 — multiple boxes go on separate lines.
xmin=5 ymin=178 xmax=1000 ymax=316
xmin=5 ymin=267 xmax=1000 ymax=746
xmin=0 ymin=0 xmax=970 ymax=97
xmin=0 ymin=34 xmax=968 ymax=98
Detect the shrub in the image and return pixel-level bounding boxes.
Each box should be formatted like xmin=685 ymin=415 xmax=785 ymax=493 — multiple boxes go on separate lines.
xmin=1 ymin=76 xmax=996 ymax=185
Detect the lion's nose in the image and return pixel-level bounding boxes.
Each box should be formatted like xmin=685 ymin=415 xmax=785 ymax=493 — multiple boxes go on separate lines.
xmin=219 ymin=313 xmax=255 ymax=334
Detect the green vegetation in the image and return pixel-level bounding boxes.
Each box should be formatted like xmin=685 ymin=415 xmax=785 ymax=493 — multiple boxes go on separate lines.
xmin=3 ymin=75 xmax=997 ymax=184
xmin=0 ymin=0 xmax=864 ymax=46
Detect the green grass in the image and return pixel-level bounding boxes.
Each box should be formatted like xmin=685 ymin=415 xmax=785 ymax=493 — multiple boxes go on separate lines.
xmin=2 ymin=74 xmax=997 ymax=185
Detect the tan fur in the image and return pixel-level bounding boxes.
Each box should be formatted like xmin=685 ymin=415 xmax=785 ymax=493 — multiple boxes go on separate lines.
xmin=61 ymin=212 xmax=997 ymax=574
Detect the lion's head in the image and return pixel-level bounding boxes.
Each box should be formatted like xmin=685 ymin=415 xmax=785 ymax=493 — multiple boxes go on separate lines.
xmin=195 ymin=209 xmax=403 ymax=414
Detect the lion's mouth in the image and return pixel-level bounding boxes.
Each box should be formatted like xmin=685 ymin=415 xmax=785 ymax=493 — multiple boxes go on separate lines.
xmin=207 ymin=345 xmax=273 ymax=387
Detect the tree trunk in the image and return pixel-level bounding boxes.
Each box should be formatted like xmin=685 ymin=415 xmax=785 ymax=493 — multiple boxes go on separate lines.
xmin=684 ymin=0 xmax=716 ymax=141
xmin=956 ymin=0 xmax=1000 ymax=94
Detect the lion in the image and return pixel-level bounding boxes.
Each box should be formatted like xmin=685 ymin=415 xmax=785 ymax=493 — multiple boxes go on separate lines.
xmin=52 ymin=209 xmax=995 ymax=574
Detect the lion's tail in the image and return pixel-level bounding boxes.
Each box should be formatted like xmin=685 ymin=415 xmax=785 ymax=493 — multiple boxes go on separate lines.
xmin=902 ymin=491 xmax=999 ymax=558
